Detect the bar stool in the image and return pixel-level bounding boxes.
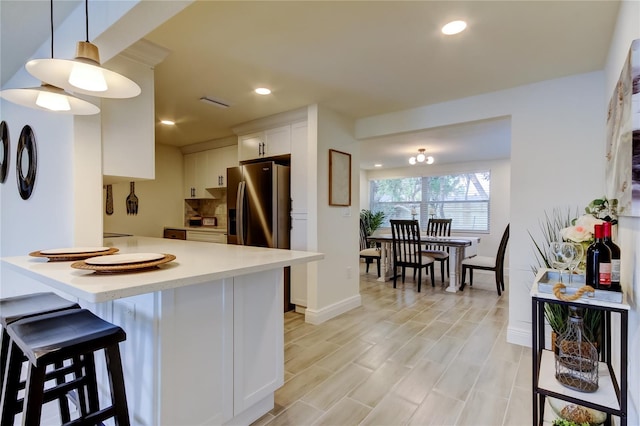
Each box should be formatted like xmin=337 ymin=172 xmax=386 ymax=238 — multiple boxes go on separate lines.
xmin=1 ymin=309 xmax=130 ymax=426
xmin=0 ymin=292 xmax=80 ymax=411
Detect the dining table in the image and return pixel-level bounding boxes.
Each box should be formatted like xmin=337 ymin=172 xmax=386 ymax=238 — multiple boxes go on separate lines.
xmin=367 ymin=234 xmax=480 ymax=293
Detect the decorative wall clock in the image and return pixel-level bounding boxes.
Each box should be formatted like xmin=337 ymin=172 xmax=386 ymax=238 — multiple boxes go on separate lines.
xmin=16 ymin=125 xmax=37 ymax=200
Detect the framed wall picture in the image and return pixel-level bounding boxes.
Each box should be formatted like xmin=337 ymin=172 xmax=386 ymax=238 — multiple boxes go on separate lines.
xmin=605 ymin=38 xmax=639 ymax=217
xmin=329 ymin=149 xmax=351 ymax=206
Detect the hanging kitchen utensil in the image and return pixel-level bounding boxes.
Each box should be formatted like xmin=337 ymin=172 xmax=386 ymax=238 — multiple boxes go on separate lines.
xmin=105 ymin=184 xmax=113 ymax=215
xmin=126 ymin=181 xmax=138 ymax=215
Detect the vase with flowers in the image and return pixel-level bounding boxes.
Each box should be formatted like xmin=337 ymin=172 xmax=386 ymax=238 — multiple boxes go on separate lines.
xmin=558 ymin=197 xmax=618 ymax=274
xmin=529 ymin=197 xmax=617 ymax=352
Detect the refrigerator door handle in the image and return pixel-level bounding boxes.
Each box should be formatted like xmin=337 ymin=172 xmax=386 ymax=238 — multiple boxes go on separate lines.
xmin=236 ymin=181 xmax=246 ymax=245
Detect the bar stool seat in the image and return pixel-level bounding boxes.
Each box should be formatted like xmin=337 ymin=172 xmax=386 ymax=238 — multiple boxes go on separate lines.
xmin=1 ymin=309 xmax=130 ymax=426
xmin=0 ymin=292 xmax=81 ymax=418
xmin=0 ymin=292 xmax=80 ymax=327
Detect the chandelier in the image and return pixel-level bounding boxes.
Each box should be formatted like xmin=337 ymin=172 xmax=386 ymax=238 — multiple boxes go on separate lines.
xmin=409 ymin=148 xmax=434 ymax=165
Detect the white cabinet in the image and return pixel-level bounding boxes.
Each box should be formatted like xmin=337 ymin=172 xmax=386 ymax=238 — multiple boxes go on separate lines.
xmin=238 ymin=133 xmax=262 ymax=162
xmin=206 ymin=145 xmax=237 ymax=188
xmin=184 ymin=145 xmax=238 ymax=198
xmin=186 ymin=230 xmax=227 ymax=244
xmin=93 ymin=270 xmax=283 ymax=425
xmin=265 ymin=125 xmax=292 ymax=158
xmin=233 ymin=271 xmax=283 ymax=416
xmin=183 ymin=151 xmax=212 ymax=199
xmin=102 ymin=56 xmax=156 ymax=183
xmin=238 ymin=125 xmax=291 ymax=162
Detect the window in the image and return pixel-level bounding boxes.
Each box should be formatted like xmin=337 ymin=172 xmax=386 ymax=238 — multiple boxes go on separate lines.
xmin=369 ymin=171 xmax=490 ymax=232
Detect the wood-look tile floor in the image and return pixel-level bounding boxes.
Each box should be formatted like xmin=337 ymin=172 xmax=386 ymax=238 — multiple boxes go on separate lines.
xmin=253 ymin=265 xmax=533 ymax=426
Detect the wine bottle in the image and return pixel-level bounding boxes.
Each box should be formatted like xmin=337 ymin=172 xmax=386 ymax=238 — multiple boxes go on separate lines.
xmin=585 ymin=224 xmax=613 ymax=290
xmin=602 ymin=221 xmax=621 ymax=292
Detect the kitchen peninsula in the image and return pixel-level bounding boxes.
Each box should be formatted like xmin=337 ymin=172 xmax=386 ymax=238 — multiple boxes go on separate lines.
xmin=2 ymin=236 xmax=323 ymax=426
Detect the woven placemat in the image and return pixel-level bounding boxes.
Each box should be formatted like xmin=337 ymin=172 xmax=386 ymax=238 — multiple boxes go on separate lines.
xmin=70 ymin=254 xmax=176 ymax=274
xmin=29 ymin=247 xmax=119 ymax=262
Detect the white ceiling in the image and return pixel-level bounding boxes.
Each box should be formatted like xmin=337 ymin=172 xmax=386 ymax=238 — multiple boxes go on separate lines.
xmin=1 ymin=1 xmax=620 ymax=169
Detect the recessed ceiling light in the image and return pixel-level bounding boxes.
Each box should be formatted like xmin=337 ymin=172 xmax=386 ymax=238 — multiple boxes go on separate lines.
xmin=255 ymin=88 xmax=271 ymax=95
xmin=442 ymin=20 xmax=467 ymax=35
xmin=161 ymin=120 xmax=175 ymax=126
xmin=374 ymin=164 xmax=382 ymax=168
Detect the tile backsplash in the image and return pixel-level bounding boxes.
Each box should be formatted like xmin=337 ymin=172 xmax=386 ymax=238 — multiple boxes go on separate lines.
xmin=184 ymin=189 xmax=227 ymax=228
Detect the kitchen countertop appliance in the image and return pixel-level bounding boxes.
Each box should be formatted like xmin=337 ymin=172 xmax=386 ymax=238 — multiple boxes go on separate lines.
xmin=189 ymin=215 xmax=203 ymax=227
xmin=227 ymin=161 xmax=290 ymax=248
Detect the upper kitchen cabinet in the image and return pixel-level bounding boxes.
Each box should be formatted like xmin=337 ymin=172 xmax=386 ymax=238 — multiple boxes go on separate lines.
xmin=207 ymin=145 xmax=237 ymax=188
xmin=184 ymin=151 xmax=211 ymax=199
xmin=184 ymin=145 xmax=238 ymax=198
xmin=102 ymin=41 xmax=169 ymax=184
xmin=238 ymin=125 xmax=291 ymax=162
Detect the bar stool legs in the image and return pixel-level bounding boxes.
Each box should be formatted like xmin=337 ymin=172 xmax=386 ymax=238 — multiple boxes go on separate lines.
xmin=0 ymin=292 xmax=81 ymax=422
xmin=0 ymin=309 xmax=130 ymax=426
xmin=0 ymin=292 xmax=80 ymax=399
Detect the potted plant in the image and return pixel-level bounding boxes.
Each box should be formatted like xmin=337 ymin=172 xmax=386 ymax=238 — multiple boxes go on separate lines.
xmin=545 ymin=303 xmax=602 ymax=353
xmin=360 ymin=209 xmax=386 ymax=237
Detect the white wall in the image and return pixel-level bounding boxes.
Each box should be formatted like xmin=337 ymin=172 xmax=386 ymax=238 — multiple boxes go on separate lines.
xmin=304 ymin=104 xmax=362 ymax=324
xmin=104 ymin=144 xmax=183 ymax=238
xmin=361 ymin=158 xmax=511 ymax=259
xmin=356 ymin=71 xmax=606 ymax=347
xmin=0 ymin=103 xmax=76 ymax=297
xmin=0 ymin=0 xmax=192 ymax=298
xmin=603 ymin=1 xmax=640 ymax=422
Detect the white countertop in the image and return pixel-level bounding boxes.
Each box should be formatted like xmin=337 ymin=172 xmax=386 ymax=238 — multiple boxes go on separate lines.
xmin=2 ymin=236 xmax=323 ymax=303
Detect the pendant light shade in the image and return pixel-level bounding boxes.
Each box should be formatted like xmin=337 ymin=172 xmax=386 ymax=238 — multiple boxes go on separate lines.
xmin=0 ymin=0 xmax=100 ymax=115
xmin=0 ymin=84 xmax=100 ymax=115
xmin=25 ymin=0 xmax=141 ymax=99
xmin=26 ymin=45 xmax=141 ymax=98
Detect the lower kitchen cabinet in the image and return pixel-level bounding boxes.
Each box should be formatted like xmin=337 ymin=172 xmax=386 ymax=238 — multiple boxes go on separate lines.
xmin=87 ymin=269 xmax=284 ymax=425
xmin=187 ymin=229 xmax=227 ymax=243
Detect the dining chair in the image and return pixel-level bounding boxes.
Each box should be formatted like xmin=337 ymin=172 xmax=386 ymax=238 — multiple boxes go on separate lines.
xmin=461 ymin=224 xmax=510 ymax=295
xmin=360 ymin=219 xmax=381 ymax=277
xmin=390 ymin=219 xmax=435 ymax=292
xmin=421 ymin=218 xmax=452 ymax=284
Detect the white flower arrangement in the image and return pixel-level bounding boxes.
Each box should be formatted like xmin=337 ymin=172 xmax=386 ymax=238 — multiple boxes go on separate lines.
xmin=560 ymin=214 xmax=605 ymax=243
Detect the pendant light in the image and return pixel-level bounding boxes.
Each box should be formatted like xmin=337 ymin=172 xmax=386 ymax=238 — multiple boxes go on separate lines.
xmin=25 ymin=0 xmax=141 ymax=99
xmin=0 ymin=0 xmax=100 ymax=115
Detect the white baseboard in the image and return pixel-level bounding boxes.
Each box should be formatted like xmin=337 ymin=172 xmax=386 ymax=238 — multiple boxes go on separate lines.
xmin=507 ymin=324 xmax=531 ymax=348
xmin=304 ymin=294 xmax=362 ymax=325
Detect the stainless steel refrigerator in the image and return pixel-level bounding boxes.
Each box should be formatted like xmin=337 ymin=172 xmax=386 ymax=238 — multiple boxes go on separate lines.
xmin=227 ymin=161 xmax=291 ymax=248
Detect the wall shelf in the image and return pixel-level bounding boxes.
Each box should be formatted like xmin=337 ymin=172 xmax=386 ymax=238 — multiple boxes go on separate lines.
xmin=531 ymin=271 xmax=629 ymax=426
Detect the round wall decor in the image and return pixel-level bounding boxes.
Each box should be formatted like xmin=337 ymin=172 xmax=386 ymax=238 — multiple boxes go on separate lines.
xmin=16 ymin=125 xmax=37 ymax=200
xmin=0 ymin=120 xmax=8 ymax=183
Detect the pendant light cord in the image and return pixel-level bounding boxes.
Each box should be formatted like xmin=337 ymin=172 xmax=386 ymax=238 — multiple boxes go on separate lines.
xmin=49 ymin=0 xmax=54 ymax=58
xmin=84 ymin=0 xmax=89 ymax=42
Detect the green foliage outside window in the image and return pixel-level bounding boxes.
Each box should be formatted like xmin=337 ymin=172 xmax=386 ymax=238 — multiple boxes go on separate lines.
xmin=369 ymin=172 xmax=490 ymax=232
